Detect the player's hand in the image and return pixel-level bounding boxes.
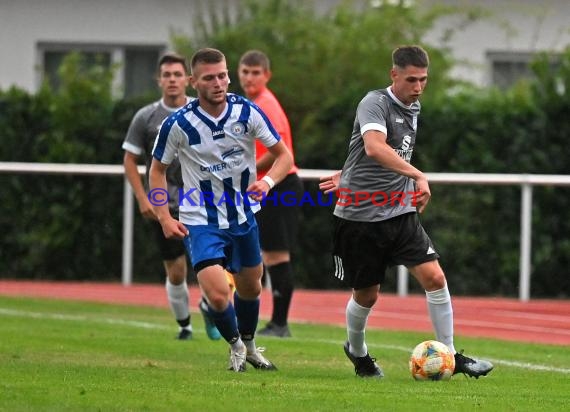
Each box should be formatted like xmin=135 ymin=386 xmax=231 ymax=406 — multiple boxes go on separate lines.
xmin=159 ymin=216 xmax=189 ymax=240
xmin=319 ymin=170 xmax=341 ymax=194
xmin=138 ymin=197 xmax=158 ymax=220
xmin=414 ymin=176 xmax=431 ymax=213
xmin=246 ymin=180 xmax=270 ymax=202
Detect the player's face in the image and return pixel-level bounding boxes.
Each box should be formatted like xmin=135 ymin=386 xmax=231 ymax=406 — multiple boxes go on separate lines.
xmin=238 ymin=64 xmax=270 ymax=99
xmin=158 ymin=62 xmax=189 ymax=99
xmin=190 ymin=61 xmax=230 ymax=109
xmin=390 ymin=65 xmax=428 ymax=106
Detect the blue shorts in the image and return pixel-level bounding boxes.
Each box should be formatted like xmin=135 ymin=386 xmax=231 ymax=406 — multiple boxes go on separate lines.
xmin=183 ymin=222 xmax=262 ymax=274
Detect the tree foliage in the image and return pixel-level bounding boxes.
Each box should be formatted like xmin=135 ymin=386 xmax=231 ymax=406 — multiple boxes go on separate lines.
xmin=1 ymin=1 xmax=568 ymax=297
xmin=0 ymin=53 xmax=163 ymax=281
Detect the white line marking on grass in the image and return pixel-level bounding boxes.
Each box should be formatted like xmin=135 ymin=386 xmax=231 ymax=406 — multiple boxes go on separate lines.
xmin=486 ymin=358 xmax=570 ymax=374
xmin=2 ymin=307 xmax=569 ymax=374
xmin=0 ymin=307 xmax=170 ymax=330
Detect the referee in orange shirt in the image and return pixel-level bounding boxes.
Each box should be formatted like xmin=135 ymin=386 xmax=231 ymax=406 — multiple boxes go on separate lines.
xmin=238 ymin=50 xmax=303 ymax=338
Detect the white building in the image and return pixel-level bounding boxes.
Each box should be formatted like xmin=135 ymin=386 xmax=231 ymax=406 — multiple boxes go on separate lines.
xmin=1 ymin=0 xmax=568 ymax=95
xmin=422 ymin=0 xmax=570 ymax=88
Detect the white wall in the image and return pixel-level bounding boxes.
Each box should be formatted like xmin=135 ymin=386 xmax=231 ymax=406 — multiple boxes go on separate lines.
xmin=1 ymin=0 xmax=568 ymax=91
xmin=0 ymin=0 xmax=202 ymax=91
xmin=423 ymin=0 xmax=570 ymax=85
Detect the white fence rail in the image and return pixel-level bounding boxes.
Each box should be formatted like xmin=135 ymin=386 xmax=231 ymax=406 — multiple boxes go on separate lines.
xmin=2 ymin=162 xmax=570 ymax=301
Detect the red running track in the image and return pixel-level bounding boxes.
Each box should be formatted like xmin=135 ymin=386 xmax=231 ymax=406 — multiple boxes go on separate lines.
xmin=1 ymin=280 xmax=569 ymax=346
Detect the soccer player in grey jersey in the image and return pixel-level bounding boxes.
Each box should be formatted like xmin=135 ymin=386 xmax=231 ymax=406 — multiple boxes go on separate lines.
xmin=319 ymin=45 xmax=493 ymax=379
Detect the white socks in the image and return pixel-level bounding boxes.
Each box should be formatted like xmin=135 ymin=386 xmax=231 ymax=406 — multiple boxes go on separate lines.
xmin=345 ymin=287 xmax=455 ymax=357
xmin=166 ymin=279 xmax=190 ymax=325
xmin=231 ymin=338 xmax=247 ymax=352
xmin=425 ymin=286 xmax=455 ymax=353
xmin=346 ymin=296 xmax=371 ymax=358
xmin=243 ymin=339 xmax=256 ymax=353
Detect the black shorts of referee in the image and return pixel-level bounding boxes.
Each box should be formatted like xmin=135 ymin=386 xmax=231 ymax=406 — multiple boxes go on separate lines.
xmin=256 ymin=173 xmax=304 ymax=251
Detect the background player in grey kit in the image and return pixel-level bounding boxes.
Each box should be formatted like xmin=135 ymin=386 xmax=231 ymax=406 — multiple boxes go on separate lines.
xmin=122 ymin=52 xmax=220 ymax=341
xmin=319 ymin=45 xmax=493 ymax=379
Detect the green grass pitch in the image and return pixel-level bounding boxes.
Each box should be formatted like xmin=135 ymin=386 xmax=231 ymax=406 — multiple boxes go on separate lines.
xmin=0 ymin=296 xmax=568 ymax=411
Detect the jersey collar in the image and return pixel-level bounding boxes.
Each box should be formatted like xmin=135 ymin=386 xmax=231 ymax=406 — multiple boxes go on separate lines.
xmin=159 ymin=96 xmax=191 ymax=112
xmin=387 ymin=86 xmax=419 ymax=110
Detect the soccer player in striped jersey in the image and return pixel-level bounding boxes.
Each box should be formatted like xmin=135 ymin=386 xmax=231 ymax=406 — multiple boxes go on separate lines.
xmin=319 ymin=45 xmax=493 ymax=379
xmin=150 ymin=48 xmax=293 ymax=372
xmin=122 ymin=52 xmax=221 ymax=341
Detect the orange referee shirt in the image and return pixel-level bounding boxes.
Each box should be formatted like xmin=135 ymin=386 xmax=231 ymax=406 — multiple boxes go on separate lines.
xmin=253 ymin=88 xmax=298 ymax=179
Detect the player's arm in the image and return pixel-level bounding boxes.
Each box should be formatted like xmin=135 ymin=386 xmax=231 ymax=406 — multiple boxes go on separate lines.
xmin=255 ymin=108 xmax=284 ymax=173
xmin=248 ymin=140 xmax=292 ymax=201
xmin=256 ymin=151 xmax=275 ymax=173
xmin=149 ymin=158 xmax=188 ymax=239
xmin=362 ymin=130 xmax=430 ymax=213
xmin=123 ymin=151 xmax=157 ymax=220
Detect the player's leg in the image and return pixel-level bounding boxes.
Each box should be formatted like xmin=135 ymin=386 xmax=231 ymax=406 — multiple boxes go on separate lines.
xmin=333 ymin=217 xmax=384 ymax=378
xmin=232 ymin=225 xmax=277 ymax=370
xmin=391 ymin=213 xmax=453 ymax=350
xmin=347 ymin=285 xmax=378 ymax=357
xmin=408 ymin=259 xmax=454 ymax=351
xmin=257 ymin=251 xmax=293 ymax=337
xmin=342 ymin=285 xmax=384 ymax=378
xmin=181 ymin=234 xmax=221 ymax=341
xmin=233 ymin=263 xmax=263 ymax=341
xmin=410 ymin=260 xmax=493 ymax=377
xmin=185 ymin=225 xmax=246 ymax=371
xmin=197 ymin=262 xmax=247 ymax=371
xmin=257 ymin=174 xmax=302 ymax=338
xmin=403 ymin=213 xmax=493 ymax=378
xmin=164 ymin=254 xmax=192 ymax=340
xmin=198 ymin=296 xmax=222 ymax=340
xmin=234 ymin=263 xmax=277 ymax=370
xmin=197 ymin=263 xmax=234 ymax=325
xmin=152 ymin=219 xmax=193 ymax=340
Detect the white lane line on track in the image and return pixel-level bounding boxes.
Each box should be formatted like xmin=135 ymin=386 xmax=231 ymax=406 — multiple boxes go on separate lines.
xmin=486 ymin=310 xmax=570 ymax=323
xmin=2 ymin=307 xmax=569 ymax=375
xmin=366 ymin=311 xmax=570 ymax=336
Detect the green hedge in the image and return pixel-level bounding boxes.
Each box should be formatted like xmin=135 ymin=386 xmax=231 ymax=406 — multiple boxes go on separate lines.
xmin=1 ymin=1 xmax=568 ymax=297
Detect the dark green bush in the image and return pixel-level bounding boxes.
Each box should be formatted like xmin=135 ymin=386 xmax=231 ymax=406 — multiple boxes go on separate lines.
xmin=1 ymin=1 xmax=568 ymax=297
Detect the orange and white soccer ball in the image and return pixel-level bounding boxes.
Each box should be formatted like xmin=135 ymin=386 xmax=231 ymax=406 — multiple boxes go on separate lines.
xmin=409 ymin=340 xmax=455 ymax=381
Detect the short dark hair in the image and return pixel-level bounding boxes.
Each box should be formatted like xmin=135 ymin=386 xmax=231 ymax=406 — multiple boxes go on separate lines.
xmin=239 ymin=50 xmax=270 ymax=71
xmin=157 ymin=52 xmax=188 ymax=74
xmin=190 ymin=48 xmax=226 ymax=73
xmin=392 ymin=46 xmax=429 ymax=69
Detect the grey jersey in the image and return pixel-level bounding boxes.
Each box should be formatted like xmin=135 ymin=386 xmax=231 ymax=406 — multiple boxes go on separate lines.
xmin=122 ymin=98 xmax=190 ymax=212
xmin=333 ymin=87 xmax=420 ymax=222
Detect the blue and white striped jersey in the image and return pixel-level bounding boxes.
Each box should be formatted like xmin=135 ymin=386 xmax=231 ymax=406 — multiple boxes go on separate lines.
xmin=152 ymin=93 xmax=281 ymax=230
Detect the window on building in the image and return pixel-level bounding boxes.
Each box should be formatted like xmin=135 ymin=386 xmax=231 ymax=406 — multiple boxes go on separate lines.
xmin=43 ymin=50 xmax=111 ymax=91
xmin=488 ymin=51 xmax=559 ymax=89
xmin=124 ymin=48 xmax=162 ymax=97
xmin=38 ymin=43 xmax=165 ymax=97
